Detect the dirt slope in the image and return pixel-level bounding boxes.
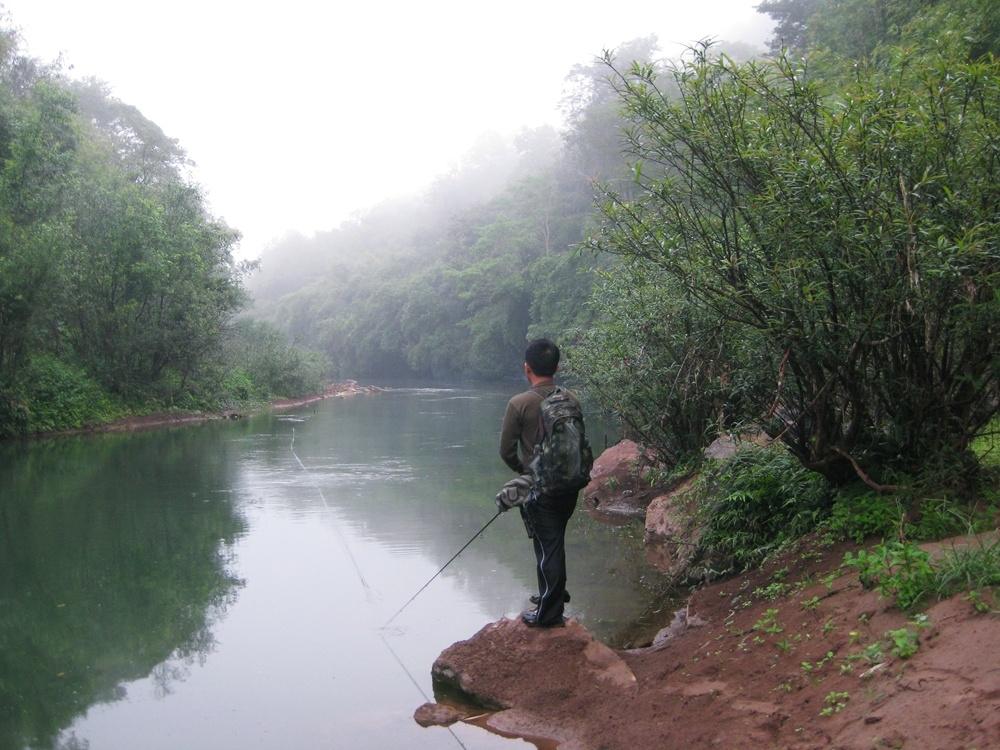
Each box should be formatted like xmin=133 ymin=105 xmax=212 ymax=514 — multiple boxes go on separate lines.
xmin=421 ymin=536 xmax=1000 ymax=749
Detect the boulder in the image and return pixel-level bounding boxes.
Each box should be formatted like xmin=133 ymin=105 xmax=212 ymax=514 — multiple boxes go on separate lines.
xmin=643 ymin=476 xmax=705 ymax=578
xmin=424 ymin=617 xmax=636 ymax=746
xmin=413 ymin=702 xmax=468 ymax=727
xmin=582 ymin=439 xmax=661 ymax=519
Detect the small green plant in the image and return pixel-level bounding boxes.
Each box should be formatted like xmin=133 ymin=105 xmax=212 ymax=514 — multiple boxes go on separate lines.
xmin=862 ymin=643 xmax=884 ymax=664
xmin=753 ymin=608 xmax=784 ymax=635
xmin=775 ymin=638 xmax=793 ymax=653
xmin=965 ymin=590 xmax=994 ymax=614
xmin=822 ymin=618 xmax=835 ymax=636
xmin=754 ymin=582 xmax=790 ymax=601
xmin=886 ymin=627 xmax=919 ymax=659
xmin=800 ymin=660 xmax=814 ymax=673
xmin=801 ymin=595 xmax=821 ymax=610
xmin=820 ymin=691 xmax=850 ymax=716
xmin=820 ymin=571 xmax=838 ymax=590
xmin=843 ymin=542 xmax=935 ymax=610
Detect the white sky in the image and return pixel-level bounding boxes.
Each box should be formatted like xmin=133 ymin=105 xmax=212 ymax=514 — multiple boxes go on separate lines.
xmin=3 ymin=1 xmax=773 ymax=260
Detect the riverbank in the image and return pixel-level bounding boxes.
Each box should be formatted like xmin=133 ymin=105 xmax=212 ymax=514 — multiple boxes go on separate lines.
xmin=418 ymin=437 xmax=1000 ymax=748
xmin=420 ymin=530 xmax=1000 ymax=749
xmin=17 ymin=380 xmax=380 ymax=440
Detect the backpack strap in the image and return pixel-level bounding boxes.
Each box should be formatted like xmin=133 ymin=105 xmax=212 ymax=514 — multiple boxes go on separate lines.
xmin=532 ymin=385 xmax=553 ymax=449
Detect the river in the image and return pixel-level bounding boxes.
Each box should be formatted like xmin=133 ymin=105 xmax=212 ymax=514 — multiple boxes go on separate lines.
xmin=1 ymin=385 xmax=667 ymax=749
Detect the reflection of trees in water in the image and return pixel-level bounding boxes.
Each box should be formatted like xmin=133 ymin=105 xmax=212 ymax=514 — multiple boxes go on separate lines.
xmin=0 ymin=425 xmax=247 ymax=750
xmin=283 ymin=391 xmax=657 ymax=641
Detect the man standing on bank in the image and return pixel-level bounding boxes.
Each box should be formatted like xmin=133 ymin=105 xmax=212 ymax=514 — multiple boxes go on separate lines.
xmin=499 ymin=339 xmax=592 ymax=628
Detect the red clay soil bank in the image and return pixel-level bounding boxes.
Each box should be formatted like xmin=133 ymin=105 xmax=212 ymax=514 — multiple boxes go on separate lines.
xmin=418 ymin=536 xmax=1000 ymax=749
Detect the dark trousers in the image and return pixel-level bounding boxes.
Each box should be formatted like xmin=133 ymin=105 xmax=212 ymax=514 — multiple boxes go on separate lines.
xmin=523 ymin=491 xmax=577 ymax=625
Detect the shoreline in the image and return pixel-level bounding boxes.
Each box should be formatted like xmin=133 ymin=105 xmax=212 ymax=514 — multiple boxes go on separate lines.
xmin=14 ymin=380 xmax=379 ymax=441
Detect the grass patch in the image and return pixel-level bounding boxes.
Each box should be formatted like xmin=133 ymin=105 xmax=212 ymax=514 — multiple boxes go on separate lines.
xmin=845 ymin=538 xmax=1000 ymax=611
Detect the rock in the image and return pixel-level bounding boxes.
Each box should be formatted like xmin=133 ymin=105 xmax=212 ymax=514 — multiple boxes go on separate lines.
xmin=703 ymin=434 xmax=739 ymax=460
xmin=588 ymin=439 xmax=646 ymax=481
xmin=582 ymin=440 xmax=662 ymax=519
xmin=643 ymin=477 xmax=705 ymax=578
xmin=430 ymin=617 xmax=637 ymax=714
xmin=703 ymin=432 xmax=771 ymax=461
xmin=413 ymin=702 xmax=467 ymax=727
xmin=643 ymin=476 xmax=698 ymax=543
xmin=626 ymin=606 xmax=708 ymax=653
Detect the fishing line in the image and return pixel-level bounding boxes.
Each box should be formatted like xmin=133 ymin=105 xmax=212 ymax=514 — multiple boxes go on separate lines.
xmin=377 ymin=630 xmax=470 ymax=750
xmin=382 ymin=510 xmax=503 ymax=629
xmin=290 ymin=426 xmax=373 ymax=594
xmin=288 ymin=426 xmax=471 ymax=750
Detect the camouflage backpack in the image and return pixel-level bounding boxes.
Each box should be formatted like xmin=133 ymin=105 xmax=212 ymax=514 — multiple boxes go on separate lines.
xmin=528 ymin=387 xmax=594 ymax=496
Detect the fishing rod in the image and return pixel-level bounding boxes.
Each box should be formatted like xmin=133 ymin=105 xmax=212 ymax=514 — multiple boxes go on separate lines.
xmin=382 ymin=509 xmax=503 ymax=629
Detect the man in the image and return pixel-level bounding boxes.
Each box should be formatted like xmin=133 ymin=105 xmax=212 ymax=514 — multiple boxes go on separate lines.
xmin=499 ymin=338 xmax=582 ymax=628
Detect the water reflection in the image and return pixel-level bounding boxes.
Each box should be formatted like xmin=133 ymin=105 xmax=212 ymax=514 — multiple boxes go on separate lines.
xmin=1 ymin=386 xmax=661 ymax=750
xmin=0 ymin=428 xmax=247 ymax=750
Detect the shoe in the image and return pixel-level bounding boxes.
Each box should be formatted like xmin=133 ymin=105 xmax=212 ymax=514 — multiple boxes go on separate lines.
xmin=530 ymin=591 xmax=570 ymax=606
xmin=521 ymin=610 xmax=566 ymax=628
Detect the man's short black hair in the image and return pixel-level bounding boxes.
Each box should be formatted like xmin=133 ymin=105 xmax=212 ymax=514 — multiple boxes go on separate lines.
xmin=525 ymin=338 xmax=560 ymax=377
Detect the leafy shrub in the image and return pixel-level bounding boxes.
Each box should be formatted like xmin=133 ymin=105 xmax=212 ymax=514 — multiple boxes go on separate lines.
xmin=825 ymin=489 xmax=993 ymax=544
xmin=825 ymin=489 xmax=904 ymax=543
xmin=904 ymin=498 xmax=979 ymax=541
xmin=220 ymin=368 xmax=260 ymax=403
xmin=844 ymin=542 xmax=936 ymax=610
xmin=13 ymin=355 xmax=122 ymax=433
xmin=222 ymin=319 xmax=328 ymax=400
xmin=972 ymin=418 xmax=1000 ymax=469
xmin=590 ymin=40 xmax=1000 ymax=483
xmin=697 ymin=446 xmax=833 ymax=572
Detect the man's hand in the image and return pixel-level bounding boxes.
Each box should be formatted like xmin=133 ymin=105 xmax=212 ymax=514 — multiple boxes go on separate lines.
xmin=495 ymin=474 xmax=533 ymax=512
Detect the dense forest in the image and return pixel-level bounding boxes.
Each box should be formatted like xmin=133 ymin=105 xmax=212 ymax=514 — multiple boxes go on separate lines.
xmin=251 ymin=0 xmax=997 ymax=487
xmin=247 ymin=37 xmax=663 ymax=379
xmin=2 ymin=0 xmax=997 ymax=492
xmin=0 ymin=28 xmax=325 ymax=436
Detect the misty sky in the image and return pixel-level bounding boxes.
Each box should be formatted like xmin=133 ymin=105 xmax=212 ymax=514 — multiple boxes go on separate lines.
xmin=4 ymin=1 xmax=773 ymax=260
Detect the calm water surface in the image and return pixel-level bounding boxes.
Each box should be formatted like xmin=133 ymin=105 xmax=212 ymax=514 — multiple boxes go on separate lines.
xmin=1 ymin=385 xmax=664 ymax=749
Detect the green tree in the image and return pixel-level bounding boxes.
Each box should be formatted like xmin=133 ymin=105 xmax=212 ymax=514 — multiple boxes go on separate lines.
xmin=588 ymin=40 xmax=999 ymax=482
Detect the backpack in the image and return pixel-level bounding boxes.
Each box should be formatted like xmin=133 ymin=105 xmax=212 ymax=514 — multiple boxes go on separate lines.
xmin=528 ymin=387 xmax=594 ymax=496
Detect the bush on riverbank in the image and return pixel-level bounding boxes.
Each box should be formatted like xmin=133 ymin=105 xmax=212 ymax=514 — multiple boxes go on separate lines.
xmin=688 ymin=429 xmax=999 ymax=579
xmin=220 ymin=319 xmax=328 ymax=403
xmin=695 ymin=446 xmax=832 ymax=574
xmin=1 ymin=354 xmax=124 ymax=435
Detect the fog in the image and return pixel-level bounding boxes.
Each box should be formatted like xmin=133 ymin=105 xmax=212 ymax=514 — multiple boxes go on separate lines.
xmin=4 ymin=1 xmax=773 ymax=260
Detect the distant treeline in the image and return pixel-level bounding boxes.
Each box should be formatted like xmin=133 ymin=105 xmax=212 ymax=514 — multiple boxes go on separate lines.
xmin=252 ymin=0 xmax=998 ymax=485
xmin=248 ymin=36 xmax=670 ymax=379
xmin=0 ymin=27 xmax=325 ymax=436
